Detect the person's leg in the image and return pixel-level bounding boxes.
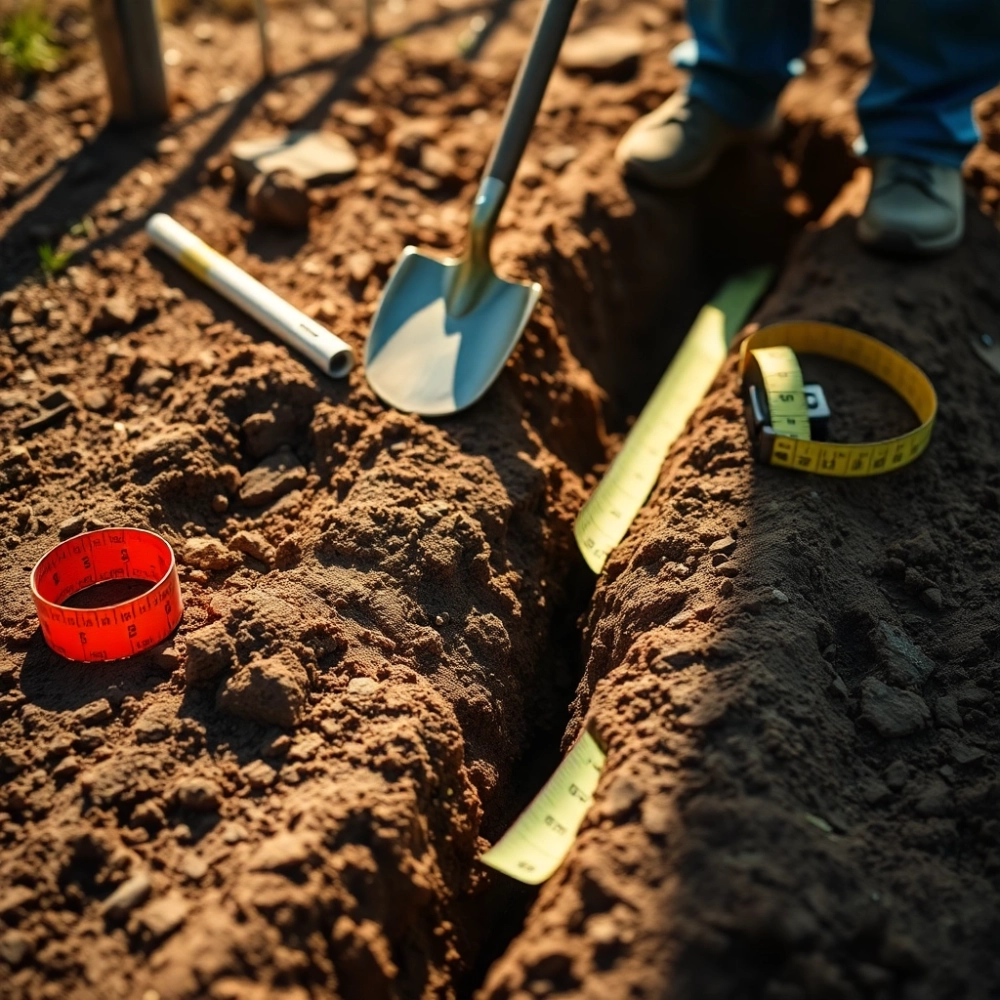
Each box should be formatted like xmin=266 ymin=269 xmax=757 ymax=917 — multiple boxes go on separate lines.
xmin=857 ymin=0 xmax=1000 ymax=255
xmin=616 ymin=0 xmax=811 ymax=188
xmin=685 ymin=0 xmax=813 ymax=129
xmin=859 ymin=0 xmax=1000 ymax=167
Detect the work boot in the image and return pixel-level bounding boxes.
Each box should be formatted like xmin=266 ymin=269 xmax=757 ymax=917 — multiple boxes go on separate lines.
xmin=615 ymin=90 xmax=779 ymax=190
xmin=857 ymin=156 xmax=964 ymax=257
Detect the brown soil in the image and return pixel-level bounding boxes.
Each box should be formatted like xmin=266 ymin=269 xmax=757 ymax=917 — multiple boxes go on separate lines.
xmin=1 ymin=2 xmax=999 ymax=1000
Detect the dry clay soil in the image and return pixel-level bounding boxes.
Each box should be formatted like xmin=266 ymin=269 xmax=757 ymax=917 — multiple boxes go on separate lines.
xmin=2 ymin=1 xmax=1000 ymax=999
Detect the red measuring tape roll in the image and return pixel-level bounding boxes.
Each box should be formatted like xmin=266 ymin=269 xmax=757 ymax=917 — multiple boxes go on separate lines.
xmin=30 ymin=528 xmax=183 ymax=662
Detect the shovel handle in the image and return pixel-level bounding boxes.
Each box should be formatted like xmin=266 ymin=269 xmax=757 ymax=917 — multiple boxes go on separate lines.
xmin=483 ymin=0 xmax=578 ymax=191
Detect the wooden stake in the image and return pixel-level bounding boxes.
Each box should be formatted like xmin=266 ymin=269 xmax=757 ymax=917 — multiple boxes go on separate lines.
xmin=90 ymin=0 xmax=168 ymax=124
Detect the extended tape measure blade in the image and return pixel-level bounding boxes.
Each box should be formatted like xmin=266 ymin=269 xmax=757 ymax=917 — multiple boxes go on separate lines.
xmin=575 ymin=265 xmax=773 ymax=574
xmin=481 ymin=727 xmax=607 ymax=885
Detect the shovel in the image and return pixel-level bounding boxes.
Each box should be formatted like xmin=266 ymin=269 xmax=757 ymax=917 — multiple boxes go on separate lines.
xmin=365 ymin=0 xmax=578 ymax=415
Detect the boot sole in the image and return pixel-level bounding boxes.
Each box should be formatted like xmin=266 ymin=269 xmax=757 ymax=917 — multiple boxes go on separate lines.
xmin=856 ymin=214 xmax=964 ymax=258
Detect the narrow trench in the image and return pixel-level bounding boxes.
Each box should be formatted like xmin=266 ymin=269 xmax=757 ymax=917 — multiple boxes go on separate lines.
xmin=456 ymin=122 xmax=861 ymax=997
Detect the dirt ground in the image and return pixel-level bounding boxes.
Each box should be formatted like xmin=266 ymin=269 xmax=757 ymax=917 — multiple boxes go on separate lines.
xmin=1 ymin=1 xmax=999 ymax=999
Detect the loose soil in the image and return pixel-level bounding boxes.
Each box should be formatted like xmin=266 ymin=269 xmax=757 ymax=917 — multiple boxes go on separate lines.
xmin=1 ymin=2 xmax=999 ymax=1000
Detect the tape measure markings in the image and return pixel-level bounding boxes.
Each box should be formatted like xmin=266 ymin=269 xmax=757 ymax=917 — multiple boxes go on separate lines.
xmin=481 ymin=727 xmax=607 ymax=885
xmin=31 ymin=528 xmax=183 ymax=662
xmin=740 ymin=322 xmax=937 ymax=477
xmin=574 ymin=265 xmax=774 ymax=574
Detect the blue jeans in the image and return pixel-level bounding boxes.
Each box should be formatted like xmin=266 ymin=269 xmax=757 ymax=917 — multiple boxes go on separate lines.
xmin=680 ymin=0 xmax=1000 ymax=167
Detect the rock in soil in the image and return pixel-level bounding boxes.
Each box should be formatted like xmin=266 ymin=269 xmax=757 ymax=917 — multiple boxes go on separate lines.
xmin=247 ymin=169 xmax=311 ymax=230
xmin=231 ymin=129 xmax=358 ymax=186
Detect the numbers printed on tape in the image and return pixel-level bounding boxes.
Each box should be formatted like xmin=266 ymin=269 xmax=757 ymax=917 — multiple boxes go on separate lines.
xmin=480 ymin=727 xmax=607 ymax=885
xmin=31 ymin=528 xmax=183 ymax=662
xmin=740 ymin=322 xmax=937 ymax=477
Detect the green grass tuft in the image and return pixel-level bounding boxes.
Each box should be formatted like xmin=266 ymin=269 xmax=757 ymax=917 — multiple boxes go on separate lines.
xmin=38 ymin=243 xmax=72 ymax=278
xmin=0 ymin=6 xmax=61 ymax=77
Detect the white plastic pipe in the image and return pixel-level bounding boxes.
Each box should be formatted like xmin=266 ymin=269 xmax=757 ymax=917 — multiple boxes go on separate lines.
xmin=146 ymin=213 xmax=354 ymax=378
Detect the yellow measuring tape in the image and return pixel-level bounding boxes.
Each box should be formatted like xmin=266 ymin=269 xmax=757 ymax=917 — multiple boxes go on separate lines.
xmin=481 ymin=726 xmax=606 ymax=885
xmin=740 ymin=322 xmax=937 ymax=476
xmin=574 ymin=266 xmax=774 ymax=574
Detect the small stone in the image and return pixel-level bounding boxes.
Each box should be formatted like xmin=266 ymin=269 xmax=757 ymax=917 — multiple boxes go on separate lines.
xmin=218 ymin=650 xmax=310 ymax=728
xmin=241 ymin=759 xmax=277 ymax=789
xmin=541 ymin=144 xmax=579 ymax=172
xmin=221 ymin=822 xmax=249 ymax=844
xmin=151 ymin=643 xmax=182 ymax=673
xmin=137 ymin=891 xmax=189 ymax=940
xmin=713 ymin=562 xmax=740 ymax=577
xmin=211 ymin=493 xmax=229 ymax=513
xmin=184 ymin=621 xmax=234 ymax=685
xmin=178 ymin=853 xmax=207 ymax=880
xmin=180 ymin=536 xmax=240 ymax=571
xmin=419 ymin=144 xmax=457 ymax=180
xmin=193 ymin=22 xmax=214 ymax=41
xmin=89 ymin=295 xmax=136 ymax=334
xmin=934 ymin=695 xmax=962 ymax=730
xmin=829 ymin=674 xmax=849 ymax=699
xmin=10 ymin=306 xmax=32 ymax=325
xmin=0 ymin=929 xmax=32 ymax=966
xmin=346 ymin=676 xmax=377 ymax=698
xmin=560 ymin=26 xmax=645 ymax=80
xmin=884 ymin=759 xmax=909 ymax=792
xmin=708 ymin=535 xmax=737 ymax=554
xmin=860 ymin=678 xmax=930 ymax=738
xmin=229 ymin=529 xmax=276 ymax=565
xmin=156 ymin=136 xmax=180 ymax=156
xmin=134 ymin=365 xmax=174 ymax=394
xmin=134 ymin=707 xmax=172 ymax=744
xmin=239 ymin=447 xmax=308 ymax=507
xmin=771 ymin=588 xmax=789 ymax=604
xmin=872 ymin=621 xmax=935 ymax=690
xmin=919 ymin=587 xmax=943 ymax=611
xmin=53 ymin=755 xmax=81 ymax=779
xmin=83 ymin=388 xmax=111 ymax=411
xmin=248 ymin=831 xmax=314 ymax=872
xmin=75 ymin=698 xmax=113 ymax=725
xmin=231 ymin=129 xmax=358 ymax=186
xmin=247 ymin=169 xmax=311 ymax=230
xmin=346 ymin=250 xmax=374 ymax=283
xmin=173 ymin=776 xmax=222 ymax=811
xmin=101 ymin=871 xmax=152 ymax=920
xmin=342 ymin=106 xmax=376 ymax=127
xmin=949 ymin=741 xmax=985 ymax=765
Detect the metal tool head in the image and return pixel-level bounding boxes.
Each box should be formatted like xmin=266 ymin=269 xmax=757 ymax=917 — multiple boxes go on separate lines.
xmin=364 ymin=179 xmax=541 ymax=415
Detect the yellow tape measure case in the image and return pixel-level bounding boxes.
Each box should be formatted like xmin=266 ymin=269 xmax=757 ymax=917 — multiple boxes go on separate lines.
xmin=738 ymin=322 xmax=937 ymax=478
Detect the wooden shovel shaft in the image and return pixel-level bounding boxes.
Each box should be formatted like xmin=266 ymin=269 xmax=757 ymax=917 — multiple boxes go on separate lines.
xmin=90 ymin=0 xmax=168 ymax=124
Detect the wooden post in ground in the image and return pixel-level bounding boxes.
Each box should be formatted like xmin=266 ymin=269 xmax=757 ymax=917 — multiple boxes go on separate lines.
xmin=90 ymin=0 xmax=168 ymax=124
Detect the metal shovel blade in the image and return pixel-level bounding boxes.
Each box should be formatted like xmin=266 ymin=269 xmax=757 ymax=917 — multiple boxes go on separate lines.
xmin=365 ymin=246 xmax=541 ymax=415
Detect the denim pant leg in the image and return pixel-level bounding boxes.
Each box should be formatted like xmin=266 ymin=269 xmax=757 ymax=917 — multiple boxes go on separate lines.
xmin=682 ymin=0 xmax=812 ymax=128
xmin=859 ymin=0 xmax=1000 ymax=168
